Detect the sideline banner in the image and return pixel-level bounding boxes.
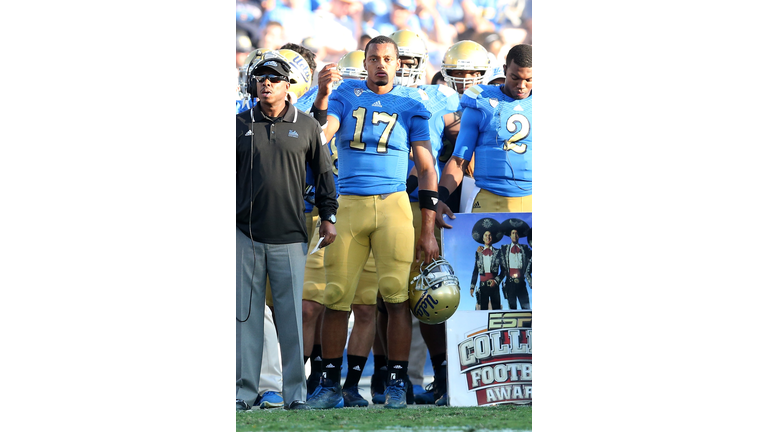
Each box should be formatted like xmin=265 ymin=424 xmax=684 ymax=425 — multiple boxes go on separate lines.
xmin=445 ymin=310 xmax=532 ymax=406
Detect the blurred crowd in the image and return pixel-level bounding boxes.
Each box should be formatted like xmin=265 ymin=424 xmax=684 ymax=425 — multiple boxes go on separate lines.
xmin=236 ymin=0 xmax=531 ymax=88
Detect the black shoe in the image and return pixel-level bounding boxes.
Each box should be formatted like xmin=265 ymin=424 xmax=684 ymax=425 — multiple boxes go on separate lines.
xmin=403 ymin=374 xmax=415 ymax=404
xmin=286 ymin=400 xmax=312 ymax=410
xmin=414 ymin=382 xmax=436 ymax=404
xmin=236 ymin=399 xmax=251 ymax=411
xmin=307 ymin=371 xmax=322 ymax=396
xmin=370 ymin=367 xmax=387 ymax=403
xmin=383 ymin=379 xmax=407 ymax=409
xmin=434 ymin=364 xmax=447 ymax=401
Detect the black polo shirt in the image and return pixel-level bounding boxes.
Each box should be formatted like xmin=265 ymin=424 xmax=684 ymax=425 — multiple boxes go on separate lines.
xmin=236 ymin=101 xmax=337 ymax=244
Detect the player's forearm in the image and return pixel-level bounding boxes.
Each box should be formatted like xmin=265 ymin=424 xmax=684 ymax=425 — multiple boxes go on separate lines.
xmin=416 ymin=166 xmax=437 ymax=193
xmin=420 ymin=207 xmax=436 ymax=238
xmin=438 ymin=156 xmax=467 ymax=200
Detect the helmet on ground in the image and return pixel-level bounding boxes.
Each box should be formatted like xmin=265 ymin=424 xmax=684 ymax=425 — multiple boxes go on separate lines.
xmin=409 ymin=257 xmax=461 ymax=324
xmin=334 ymin=50 xmax=367 ymax=89
xmin=441 ymin=40 xmax=491 ymax=92
xmin=389 ymin=29 xmax=428 ymax=86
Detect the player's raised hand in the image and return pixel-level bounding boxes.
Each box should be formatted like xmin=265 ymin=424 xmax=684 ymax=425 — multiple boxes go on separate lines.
xmin=316 ymin=63 xmax=341 ymax=97
xmin=435 ymin=200 xmax=455 ymax=229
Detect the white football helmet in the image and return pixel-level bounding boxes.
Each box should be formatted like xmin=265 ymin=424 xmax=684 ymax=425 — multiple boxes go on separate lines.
xmin=441 ymin=40 xmax=491 ymax=93
xmin=484 ymin=63 xmax=505 ymax=85
xmin=239 ymin=48 xmax=272 ymax=99
xmin=409 ymin=257 xmax=461 ymax=324
xmin=333 ymin=50 xmax=367 ymax=89
xmin=389 ymin=29 xmax=428 ymax=86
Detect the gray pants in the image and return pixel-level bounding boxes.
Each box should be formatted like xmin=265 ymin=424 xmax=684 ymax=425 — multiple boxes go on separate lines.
xmin=236 ymin=228 xmax=308 ymax=407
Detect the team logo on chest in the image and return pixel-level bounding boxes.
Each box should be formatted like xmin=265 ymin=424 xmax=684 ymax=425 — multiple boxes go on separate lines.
xmin=489 ymin=98 xmax=499 ymax=108
xmin=354 ymin=88 xmax=364 ymax=97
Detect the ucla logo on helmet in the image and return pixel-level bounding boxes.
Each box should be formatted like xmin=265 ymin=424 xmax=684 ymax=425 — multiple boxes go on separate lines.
xmin=289 ymin=57 xmax=311 ymax=82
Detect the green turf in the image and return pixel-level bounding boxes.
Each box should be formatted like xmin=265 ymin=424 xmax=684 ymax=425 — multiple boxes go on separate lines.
xmin=236 ymin=405 xmax=532 ymax=431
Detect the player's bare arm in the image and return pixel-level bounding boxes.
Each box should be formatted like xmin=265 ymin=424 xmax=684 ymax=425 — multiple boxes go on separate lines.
xmin=412 ymin=139 xmax=439 ymax=264
xmin=312 ymin=63 xmax=342 ymax=141
xmin=435 ymin=155 xmax=470 ymax=229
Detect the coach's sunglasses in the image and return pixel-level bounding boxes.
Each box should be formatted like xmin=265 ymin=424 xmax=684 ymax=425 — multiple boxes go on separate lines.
xmin=255 ymin=75 xmax=288 ymax=83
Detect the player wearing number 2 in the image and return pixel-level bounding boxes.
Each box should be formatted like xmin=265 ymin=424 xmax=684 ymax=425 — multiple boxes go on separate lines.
xmin=306 ymin=35 xmax=440 ymax=410
xmin=436 ymin=43 xmax=533 ymax=226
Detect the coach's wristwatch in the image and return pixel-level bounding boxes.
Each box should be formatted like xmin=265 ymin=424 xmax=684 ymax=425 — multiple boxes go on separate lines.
xmin=321 ymin=214 xmax=336 ymax=224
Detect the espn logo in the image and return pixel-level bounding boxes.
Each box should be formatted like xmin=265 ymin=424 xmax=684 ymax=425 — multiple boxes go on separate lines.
xmin=487 ymin=312 xmax=532 ymax=330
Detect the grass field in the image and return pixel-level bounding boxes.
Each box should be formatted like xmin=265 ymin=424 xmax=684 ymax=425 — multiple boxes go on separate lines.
xmin=236 ymin=404 xmax=532 ymax=431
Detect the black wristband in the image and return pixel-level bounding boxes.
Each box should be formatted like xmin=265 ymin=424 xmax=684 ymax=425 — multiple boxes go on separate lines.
xmin=438 ymin=186 xmax=450 ymax=203
xmin=418 ymin=190 xmax=439 ymax=212
xmin=309 ymin=104 xmax=327 ymax=126
xmin=406 ymin=175 xmax=419 ymax=195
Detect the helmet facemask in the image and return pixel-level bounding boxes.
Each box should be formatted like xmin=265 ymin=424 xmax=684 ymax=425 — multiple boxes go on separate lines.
xmin=394 ymin=55 xmax=425 ymax=86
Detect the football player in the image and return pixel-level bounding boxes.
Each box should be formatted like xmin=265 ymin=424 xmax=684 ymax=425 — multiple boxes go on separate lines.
xmin=296 ymin=50 xmax=381 ymax=408
xmin=441 ymin=40 xmax=492 ymax=96
xmin=306 ymin=35 xmax=439 ymax=410
xmin=368 ymin=29 xmax=469 ymax=407
xmin=436 ymin=43 xmax=533 ymax=223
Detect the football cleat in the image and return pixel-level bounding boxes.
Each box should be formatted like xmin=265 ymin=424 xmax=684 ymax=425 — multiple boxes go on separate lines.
xmin=306 ymin=377 xmax=343 ymax=409
xmin=404 ymin=374 xmax=415 ymax=404
xmin=307 ymin=371 xmax=322 ymax=396
xmin=371 ymin=367 xmax=388 ymax=404
xmin=383 ymin=379 xmax=408 ymax=409
xmin=342 ymin=386 xmax=369 ymax=407
xmin=414 ymin=382 xmax=436 ymax=404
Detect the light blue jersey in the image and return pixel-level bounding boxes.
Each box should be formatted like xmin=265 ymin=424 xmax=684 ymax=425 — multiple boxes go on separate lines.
xmin=454 ymin=85 xmax=532 ymax=197
xmin=295 ymin=85 xmax=339 ymax=213
xmin=328 ymin=80 xmax=431 ymax=196
xmin=236 ymin=98 xmax=255 ymax=114
xmin=406 ymin=84 xmax=461 ymax=202
xmin=294 ymin=85 xmax=319 ymax=113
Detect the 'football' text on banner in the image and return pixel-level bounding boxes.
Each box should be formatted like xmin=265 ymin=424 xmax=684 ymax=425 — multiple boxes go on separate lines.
xmin=446 ymin=311 xmax=532 ymax=406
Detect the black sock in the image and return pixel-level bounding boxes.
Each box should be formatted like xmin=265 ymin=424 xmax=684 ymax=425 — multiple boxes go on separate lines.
xmin=310 ymin=344 xmax=323 ymax=375
xmin=430 ymin=352 xmax=446 ymax=373
xmin=343 ymin=355 xmax=368 ymax=389
xmin=322 ymin=357 xmax=343 ymax=384
xmin=387 ymin=360 xmax=409 ymax=382
xmin=373 ymin=355 xmax=387 ymax=373
xmin=304 ymin=356 xmax=310 ymax=365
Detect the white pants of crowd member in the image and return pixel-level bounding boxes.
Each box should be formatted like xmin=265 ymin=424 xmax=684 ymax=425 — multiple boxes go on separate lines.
xmin=260 ymin=307 xmax=282 ymax=395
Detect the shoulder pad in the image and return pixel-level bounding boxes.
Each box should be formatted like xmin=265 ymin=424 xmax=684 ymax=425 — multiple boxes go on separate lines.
xmin=437 ymin=84 xmax=458 ymax=98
